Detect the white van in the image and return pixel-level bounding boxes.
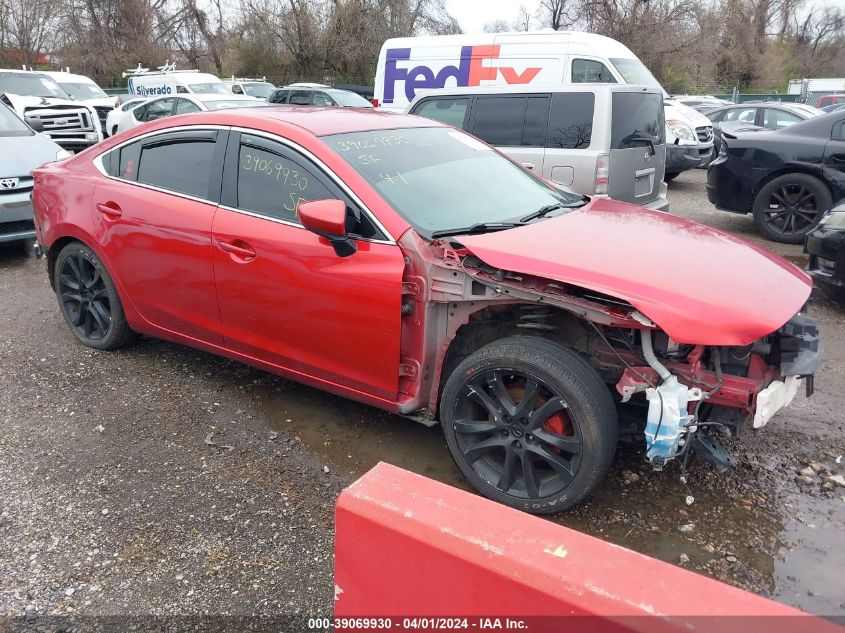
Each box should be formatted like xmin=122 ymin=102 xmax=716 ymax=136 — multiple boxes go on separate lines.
xmin=225 ymin=76 xmax=276 ymax=100
xmin=123 ymin=63 xmax=230 ymax=98
xmin=409 ymin=84 xmax=668 ymax=210
xmin=374 ymin=31 xmax=714 ymax=180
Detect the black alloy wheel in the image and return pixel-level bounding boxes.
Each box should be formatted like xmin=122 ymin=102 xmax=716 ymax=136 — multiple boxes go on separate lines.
xmin=59 ymin=252 xmax=112 ymax=341
xmin=453 ymin=368 xmax=583 ymax=500
xmin=54 ymin=242 xmax=134 ymax=350
xmin=441 ymin=337 xmax=618 ymax=514
xmin=753 ymin=173 xmax=832 ymax=244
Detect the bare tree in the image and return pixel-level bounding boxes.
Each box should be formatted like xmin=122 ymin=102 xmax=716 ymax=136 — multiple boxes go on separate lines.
xmin=539 ymin=0 xmax=574 ymax=31
xmin=0 ymin=0 xmax=61 ymax=67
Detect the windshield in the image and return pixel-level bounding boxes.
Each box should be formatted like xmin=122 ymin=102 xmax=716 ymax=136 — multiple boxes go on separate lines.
xmin=0 ymin=72 xmax=70 ymax=99
xmin=328 ymin=90 xmax=373 ymax=108
xmin=609 ymin=58 xmax=666 ymax=95
xmin=59 ymin=81 xmax=107 ymax=100
xmin=0 ymin=102 xmax=32 ymax=136
xmin=325 ymin=127 xmax=583 ymax=236
xmin=189 ymin=82 xmax=231 ymax=95
xmin=242 ymin=82 xmax=274 ymax=98
xmin=203 ymin=100 xmax=267 ymax=111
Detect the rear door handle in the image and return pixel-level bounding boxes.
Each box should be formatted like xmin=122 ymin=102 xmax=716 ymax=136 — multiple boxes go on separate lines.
xmin=831 ymin=154 xmax=845 ymax=163
xmin=216 ymin=239 xmax=256 ymax=262
xmin=95 ymin=201 xmax=122 ymax=219
xmin=521 ymin=162 xmax=535 ymax=170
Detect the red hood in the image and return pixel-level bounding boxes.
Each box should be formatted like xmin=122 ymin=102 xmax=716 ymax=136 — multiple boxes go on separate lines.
xmin=458 ymin=198 xmax=811 ymax=346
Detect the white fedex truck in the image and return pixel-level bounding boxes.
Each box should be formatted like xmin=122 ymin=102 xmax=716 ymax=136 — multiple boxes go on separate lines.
xmin=374 ymin=31 xmax=714 ymax=180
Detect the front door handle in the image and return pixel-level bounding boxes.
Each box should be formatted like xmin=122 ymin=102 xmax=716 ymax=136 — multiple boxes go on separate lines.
xmin=830 ymin=153 xmax=845 ymax=163
xmin=216 ymin=239 xmax=256 ymax=262
xmin=521 ymin=162 xmax=535 ymax=170
xmin=95 ymin=201 xmax=122 ymax=219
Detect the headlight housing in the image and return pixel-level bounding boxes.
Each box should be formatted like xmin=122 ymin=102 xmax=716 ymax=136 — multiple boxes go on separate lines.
xmin=666 ymin=119 xmax=696 ymax=143
xmin=56 ymin=149 xmax=73 ymax=161
xmin=818 ymin=208 xmax=845 ymax=230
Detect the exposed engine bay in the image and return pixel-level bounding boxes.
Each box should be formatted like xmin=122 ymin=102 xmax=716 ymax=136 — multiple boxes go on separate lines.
xmin=397 ymin=231 xmax=823 ymax=484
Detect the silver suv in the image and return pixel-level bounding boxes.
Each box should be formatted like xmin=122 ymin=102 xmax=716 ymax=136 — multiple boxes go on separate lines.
xmin=408 ymin=84 xmax=668 ymax=212
xmin=0 ymin=101 xmax=67 ymax=244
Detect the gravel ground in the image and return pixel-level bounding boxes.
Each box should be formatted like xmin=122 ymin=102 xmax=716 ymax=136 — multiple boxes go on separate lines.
xmin=1 ymin=169 xmax=844 ymax=623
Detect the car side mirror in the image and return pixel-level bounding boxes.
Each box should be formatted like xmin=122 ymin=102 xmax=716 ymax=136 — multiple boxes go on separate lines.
xmin=25 ymin=117 xmax=44 ymax=132
xmin=298 ymin=199 xmax=357 ymax=257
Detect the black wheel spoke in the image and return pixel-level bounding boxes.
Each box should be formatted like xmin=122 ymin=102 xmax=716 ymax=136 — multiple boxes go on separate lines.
xmin=528 ymin=444 xmax=575 ymax=484
xmin=795 ymin=210 xmax=817 ymax=224
xmin=513 ymin=377 xmax=539 ymax=417
xmin=66 ymin=255 xmax=84 ymax=284
xmin=770 ymin=192 xmax=788 ymax=208
xmin=496 ymin=447 xmax=517 ymax=491
xmin=61 ymin=290 xmax=83 ymax=304
xmin=59 ymin=274 xmax=80 ymax=290
xmin=463 ymin=436 xmax=507 ymax=463
xmin=487 ymin=370 xmax=516 ymax=415
xmin=522 ymin=454 xmax=540 ymax=499
xmin=534 ymin=428 xmax=582 ymax=454
xmin=89 ymin=302 xmax=109 ymax=333
xmin=527 ymin=397 xmax=567 ymax=430
xmin=86 ymin=268 xmax=102 ymax=290
xmin=454 ymin=419 xmax=500 ymax=435
xmin=466 ymin=382 xmax=502 ymax=419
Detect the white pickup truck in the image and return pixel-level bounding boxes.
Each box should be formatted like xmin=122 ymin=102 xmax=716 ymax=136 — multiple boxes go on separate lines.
xmin=0 ymin=69 xmax=103 ymax=152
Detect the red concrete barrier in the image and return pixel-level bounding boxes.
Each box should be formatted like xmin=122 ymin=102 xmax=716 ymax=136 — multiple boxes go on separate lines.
xmin=334 ymin=462 xmax=841 ymax=633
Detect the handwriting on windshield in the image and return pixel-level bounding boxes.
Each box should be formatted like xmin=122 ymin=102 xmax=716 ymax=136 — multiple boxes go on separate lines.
xmin=334 ymin=134 xmax=408 ymax=153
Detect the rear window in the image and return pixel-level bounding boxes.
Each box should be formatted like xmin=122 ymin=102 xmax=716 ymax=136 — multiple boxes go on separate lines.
xmin=414 ymin=98 xmax=469 ymax=128
xmin=545 ymin=92 xmax=594 ymax=149
xmin=610 ymin=92 xmax=665 ymax=149
xmin=471 ymin=95 xmax=550 ymax=147
xmin=136 ymin=139 xmax=216 ymax=198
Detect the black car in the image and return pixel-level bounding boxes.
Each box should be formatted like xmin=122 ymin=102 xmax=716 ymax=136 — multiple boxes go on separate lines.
xmin=706 ymin=102 xmax=823 ymax=155
xmin=706 ymin=111 xmax=845 ymax=243
xmin=805 ymin=201 xmax=845 ymax=298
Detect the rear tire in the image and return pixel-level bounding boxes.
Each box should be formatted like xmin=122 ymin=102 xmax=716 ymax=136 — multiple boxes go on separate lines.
xmin=752 ymin=173 xmax=831 ymax=244
xmin=54 ymin=242 xmax=134 ymax=350
xmin=440 ymin=336 xmax=618 ymax=514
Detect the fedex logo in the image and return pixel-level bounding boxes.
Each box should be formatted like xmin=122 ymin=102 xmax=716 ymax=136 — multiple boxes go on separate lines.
xmin=384 ymin=45 xmax=541 ymax=104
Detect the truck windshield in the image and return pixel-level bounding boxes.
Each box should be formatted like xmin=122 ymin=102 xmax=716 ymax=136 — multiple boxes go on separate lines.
xmin=610 ymin=59 xmax=666 ymax=95
xmin=0 ymin=73 xmax=70 ymax=99
xmin=59 ymin=82 xmax=108 ymax=99
xmin=328 ymin=90 xmax=373 ymax=108
xmin=325 ymin=127 xmax=584 ymax=237
xmin=189 ymin=83 xmax=231 ymax=95
xmin=0 ymin=102 xmax=32 ymax=136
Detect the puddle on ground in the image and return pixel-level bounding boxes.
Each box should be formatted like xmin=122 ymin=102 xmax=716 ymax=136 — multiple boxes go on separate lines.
xmin=249 ymin=376 xmax=844 ymax=616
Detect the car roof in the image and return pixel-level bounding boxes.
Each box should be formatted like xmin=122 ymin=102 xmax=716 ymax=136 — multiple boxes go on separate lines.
xmin=171 ymin=106 xmax=444 ymax=136
xmin=408 ymin=83 xmax=660 ymax=102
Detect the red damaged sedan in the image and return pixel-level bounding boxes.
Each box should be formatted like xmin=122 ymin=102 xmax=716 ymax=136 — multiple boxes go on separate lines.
xmin=31 ymin=108 xmax=821 ymax=513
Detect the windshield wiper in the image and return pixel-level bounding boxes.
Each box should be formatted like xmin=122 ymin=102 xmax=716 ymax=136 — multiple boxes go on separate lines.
xmin=430 ymin=222 xmax=523 ymax=239
xmin=520 ymin=203 xmax=566 ymax=223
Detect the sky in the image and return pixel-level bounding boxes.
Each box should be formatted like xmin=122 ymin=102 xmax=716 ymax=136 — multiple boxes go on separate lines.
xmin=445 ymin=0 xmax=845 ymax=34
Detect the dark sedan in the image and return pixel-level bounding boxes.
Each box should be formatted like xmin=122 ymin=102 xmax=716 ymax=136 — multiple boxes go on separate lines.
xmin=706 ymin=102 xmax=823 ymax=154
xmin=805 ymin=201 xmax=845 ymax=299
xmin=707 ymin=111 xmax=845 ymax=243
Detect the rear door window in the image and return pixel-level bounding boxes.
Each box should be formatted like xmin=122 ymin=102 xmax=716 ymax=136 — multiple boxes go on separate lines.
xmin=412 ymin=98 xmax=470 ymax=128
xmin=572 ymin=59 xmax=617 ymax=83
xmin=142 ymin=98 xmax=175 ymax=122
xmin=289 ymin=90 xmax=312 ymax=105
xmin=175 ymin=98 xmax=201 ymax=114
xmin=312 ymin=92 xmax=335 ymax=106
xmin=763 ymin=108 xmax=802 ymax=129
xmin=611 ymin=92 xmax=665 ymax=149
xmin=471 ymin=95 xmax=549 ymax=147
xmin=135 ymin=134 xmax=219 ymax=199
xmin=723 ymin=107 xmax=757 ymax=123
xmin=545 ymin=92 xmax=594 ymax=149
xmin=269 ymin=89 xmax=289 ymax=104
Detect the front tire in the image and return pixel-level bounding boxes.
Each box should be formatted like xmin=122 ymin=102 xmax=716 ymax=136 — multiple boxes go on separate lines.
xmin=664 ymin=171 xmax=680 ymax=182
xmin=752 ymin=173 xmax=831 ymax=244
xmin=54 ymin=242 xmax=134 ymax=350
xmin=440 ymin=336 xmax=618 ymax=514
